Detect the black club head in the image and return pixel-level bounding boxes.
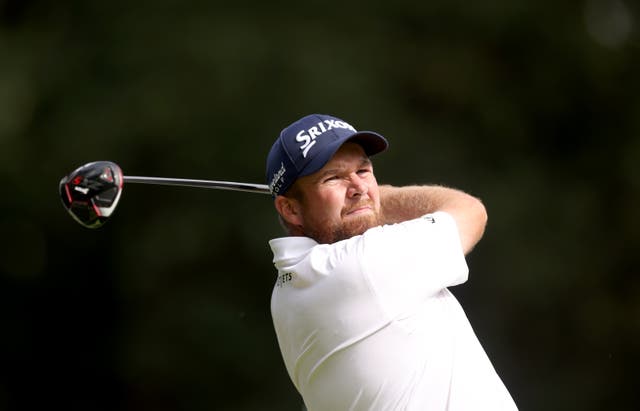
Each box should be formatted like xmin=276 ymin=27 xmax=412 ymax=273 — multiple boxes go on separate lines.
xmin=59 ymin=161 xmax=124 ymax=229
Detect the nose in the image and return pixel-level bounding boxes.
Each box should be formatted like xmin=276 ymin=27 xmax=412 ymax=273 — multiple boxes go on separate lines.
xmin=347 ymin=174 xmax=368 ymax=198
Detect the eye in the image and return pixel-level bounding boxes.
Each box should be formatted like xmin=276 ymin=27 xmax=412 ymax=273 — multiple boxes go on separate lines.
xmin=357 ymin=168 xmax=371 ymax=176
xmin=323 ymin=175 xmax=339 ymax=183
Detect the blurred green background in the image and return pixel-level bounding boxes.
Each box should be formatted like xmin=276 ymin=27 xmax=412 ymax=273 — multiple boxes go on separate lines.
xmin=1 ymin=0 xmax=638 ymax=410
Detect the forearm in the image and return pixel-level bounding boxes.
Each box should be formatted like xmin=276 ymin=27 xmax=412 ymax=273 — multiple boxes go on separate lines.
xmin=379 ymin=185 xmax=457 ymax=224
xmin=379 ymin=184 xmax=488 ymax=254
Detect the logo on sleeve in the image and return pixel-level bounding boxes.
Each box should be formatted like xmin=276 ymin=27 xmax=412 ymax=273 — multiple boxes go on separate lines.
xmin=276 ymin=272 xmax=293 ymax=287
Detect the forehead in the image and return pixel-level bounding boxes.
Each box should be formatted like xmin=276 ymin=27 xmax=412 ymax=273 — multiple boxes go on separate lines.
xmin=314 ymin=143 xmax=371 ymax=175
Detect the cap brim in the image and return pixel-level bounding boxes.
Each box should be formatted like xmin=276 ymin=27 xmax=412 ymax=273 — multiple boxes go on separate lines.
xmin=348 ymin=131 xmax=389 ymax=157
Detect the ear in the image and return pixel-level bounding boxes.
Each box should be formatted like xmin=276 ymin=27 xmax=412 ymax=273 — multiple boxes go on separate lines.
xmin=274 ymin=195 xmax=303 ymax=228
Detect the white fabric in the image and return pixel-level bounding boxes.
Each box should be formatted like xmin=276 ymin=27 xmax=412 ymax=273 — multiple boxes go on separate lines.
xmin=269 ymin=212 xmax=517 ymax=411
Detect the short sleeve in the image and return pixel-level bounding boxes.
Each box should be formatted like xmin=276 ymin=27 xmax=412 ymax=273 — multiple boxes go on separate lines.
xmin=360 ymin=211 xmax=469 ymax=315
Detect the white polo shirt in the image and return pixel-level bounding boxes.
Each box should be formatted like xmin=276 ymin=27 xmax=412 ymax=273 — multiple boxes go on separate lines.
xmin=269 ymin=212 xmax=517 ymax=411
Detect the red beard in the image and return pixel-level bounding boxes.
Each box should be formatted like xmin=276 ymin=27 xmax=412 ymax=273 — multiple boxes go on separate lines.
xmin=304 ymin=208 xmax=381 ymax=244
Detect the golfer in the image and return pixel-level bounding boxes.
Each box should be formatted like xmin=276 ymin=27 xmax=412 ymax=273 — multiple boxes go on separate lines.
xmin=265 ymin=114 xmax=518 ymax=410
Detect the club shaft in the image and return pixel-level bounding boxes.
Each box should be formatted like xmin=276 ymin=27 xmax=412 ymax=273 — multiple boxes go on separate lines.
xmin=123 ymin=175 xmax=271 ymax=195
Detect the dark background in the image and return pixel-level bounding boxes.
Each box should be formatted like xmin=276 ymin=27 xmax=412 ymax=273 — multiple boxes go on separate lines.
xmin=1 ymin=0 xmax=638 ymax=410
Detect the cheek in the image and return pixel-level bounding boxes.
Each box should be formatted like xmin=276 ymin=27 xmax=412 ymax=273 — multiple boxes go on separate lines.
xmin=371 ymin=186 xmax=381 ymax=207
xmin=309 ymin=191 xmax=344 ymax=219
xmin=366 ymin=178 xmax=380 ymax=203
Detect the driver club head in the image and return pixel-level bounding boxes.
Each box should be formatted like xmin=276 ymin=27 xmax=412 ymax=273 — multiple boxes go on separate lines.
xmin=59 ymin=161 xmax=124 ymax=229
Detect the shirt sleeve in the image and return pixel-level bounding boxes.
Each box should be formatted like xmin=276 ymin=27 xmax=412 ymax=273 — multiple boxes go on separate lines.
xmin=359 ymin=211 xmax=469 ymax=315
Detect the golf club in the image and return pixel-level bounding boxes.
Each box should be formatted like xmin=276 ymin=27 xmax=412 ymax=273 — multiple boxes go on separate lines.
xmin=60 ymin=161 xmax=270 ymax=229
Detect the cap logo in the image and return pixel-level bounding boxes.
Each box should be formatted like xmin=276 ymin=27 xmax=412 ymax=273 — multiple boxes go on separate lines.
xmin=295 ymin=119 xmax=357 ymax=158
xmin=268 ymin=162 xmax=287 ymax=196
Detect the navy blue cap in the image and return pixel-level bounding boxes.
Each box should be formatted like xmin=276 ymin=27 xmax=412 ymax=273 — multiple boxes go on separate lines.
xmin=266 ymin=114 xmax=388 ymax=196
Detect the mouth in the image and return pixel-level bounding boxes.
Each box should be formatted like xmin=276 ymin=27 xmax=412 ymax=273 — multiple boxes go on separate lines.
xmin=344 ymin=204 xmax=373 ymax=217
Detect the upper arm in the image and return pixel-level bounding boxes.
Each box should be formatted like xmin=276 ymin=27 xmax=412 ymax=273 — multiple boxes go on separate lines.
xmin=360 ymin=214 xmax=469 ymax=313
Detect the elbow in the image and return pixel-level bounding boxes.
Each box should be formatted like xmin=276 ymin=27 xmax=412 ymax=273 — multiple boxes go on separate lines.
xmin=470 ymin=195 xmax=488 ymax=243
xmin=476 ymin=197 xmax=488 ymax=234
xmin=460 ymin=195 xmax=488 ymax=255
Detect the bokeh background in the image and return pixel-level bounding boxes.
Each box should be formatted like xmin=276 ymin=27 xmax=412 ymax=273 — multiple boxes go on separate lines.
xmin=1 ymin=0 xmax=638 ymax=410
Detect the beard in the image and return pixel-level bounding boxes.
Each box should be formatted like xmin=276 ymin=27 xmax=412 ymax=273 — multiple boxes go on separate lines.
xmin=303 ymin=209 xmax=382 ymax=244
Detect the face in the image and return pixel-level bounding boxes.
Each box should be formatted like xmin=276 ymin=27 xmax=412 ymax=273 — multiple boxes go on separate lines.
xmin=278 ymin=142 xmax=382 ymax=244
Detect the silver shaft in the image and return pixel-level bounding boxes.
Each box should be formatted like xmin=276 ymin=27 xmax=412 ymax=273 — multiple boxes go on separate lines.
xmin=124 ymin=175 xmax=271 ymax=195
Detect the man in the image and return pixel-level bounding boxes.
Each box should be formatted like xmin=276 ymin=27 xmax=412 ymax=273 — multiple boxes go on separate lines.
xmin=265 ymin=114 xmax=518 ymax=410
